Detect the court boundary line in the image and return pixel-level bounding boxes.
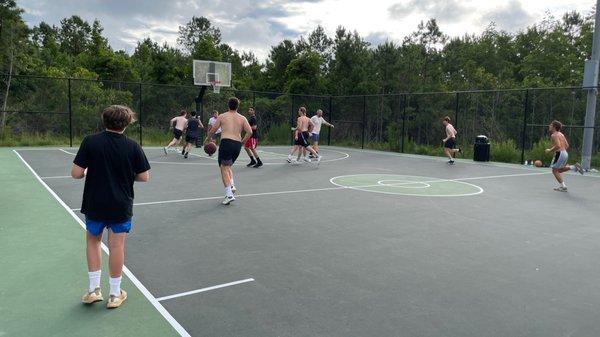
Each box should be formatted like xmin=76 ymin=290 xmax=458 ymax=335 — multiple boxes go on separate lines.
xmin=156 ymin=278 xmax=255 ymax=302
xmin=41 ymin=175 xmax=72 ymax=179
xmin=13 ymin=150 xmax=191 ymax=337
xmin=69 ymin=171 xmax=549 ymax=211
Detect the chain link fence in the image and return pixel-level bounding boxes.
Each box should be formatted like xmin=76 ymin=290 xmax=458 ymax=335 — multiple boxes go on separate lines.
xmin=1 ymin=74 xmax=599 ymax=167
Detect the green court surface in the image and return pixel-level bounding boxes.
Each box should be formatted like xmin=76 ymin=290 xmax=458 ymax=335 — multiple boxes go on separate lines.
xmin=0 ymin=149 xmax=178 ymax=337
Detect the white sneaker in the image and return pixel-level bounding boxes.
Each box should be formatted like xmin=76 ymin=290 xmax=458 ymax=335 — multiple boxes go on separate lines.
xmin=231 ymin=186 xmax=237 ymax=194
xmin=286 ymin=157 xmax=292 ymax=163
xmin=222 ymin=196 xmax=235 ymax=205
xmin=303 ymin=157 xmax=312 ymax=163
xmin=553 ymin=186 xmax=568 ymax=192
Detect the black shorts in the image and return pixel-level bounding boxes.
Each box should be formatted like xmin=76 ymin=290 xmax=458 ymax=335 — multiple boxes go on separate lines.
xmin=185 ymin=134 xmax=198 ymax=143
xmin=444 ymin=138 xmax=456 ymax=149
xmin=295 ymin=131 xmax=311 ymax=148
xmin=173 ymin=129 xmax=183 ymax=140
xmin=218 ymin=139 xmax=242 ymax=166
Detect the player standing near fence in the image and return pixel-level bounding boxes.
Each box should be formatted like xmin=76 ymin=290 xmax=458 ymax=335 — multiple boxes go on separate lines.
xmin=163 ymin=110 xmax=188 ymax=155
xmin=309 ymin=109 xmax=334 ymax=157
xmin=442 ymin=116 xmax=461 ymax=165
xmin=245 ymin=106 xmax=263 ymax=168
xmin=72 ymin=105 xmax=150 ymax=309
xmin=545 ymin=120 xmax=584 ymax=192
xmin=205 ymin=97 xmax=253 ymax=205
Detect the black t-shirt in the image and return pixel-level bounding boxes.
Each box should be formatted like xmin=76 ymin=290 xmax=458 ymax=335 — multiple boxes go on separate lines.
xmin=74 ymin=131 xmax=151 ymax=223
xmin=187 ymin=117 xmax=201 ymax=137
xmin=249 ymin=116 xmax=259 ymax=139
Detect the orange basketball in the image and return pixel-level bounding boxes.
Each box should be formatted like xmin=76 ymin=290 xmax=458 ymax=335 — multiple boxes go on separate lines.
xmin=534 ymin=160 xmax=543 ymax=167
xmin=204 ymin=142 xmax=217 ymax=155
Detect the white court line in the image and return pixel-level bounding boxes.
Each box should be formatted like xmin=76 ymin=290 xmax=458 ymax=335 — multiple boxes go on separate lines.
xmin=41 ymin=175 xmax=72 ymax=179
xmin=59 ymin=148 xmax=77 ymax=155
xmin=70 ymin=171 xmax=550 ymax=211
xmin=156 ymin=278 xmax=255 ymax=302
xmin=13 ymin=150 xmax=191 ymax=337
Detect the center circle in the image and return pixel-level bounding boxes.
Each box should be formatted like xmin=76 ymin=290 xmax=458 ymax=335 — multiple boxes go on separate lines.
xmin=330 ymin=174 xmax=483 ymax=197
xmin=377 ymin=179 xmax=431 ymax=189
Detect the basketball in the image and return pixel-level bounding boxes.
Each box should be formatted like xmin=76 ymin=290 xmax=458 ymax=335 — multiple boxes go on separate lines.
xmin=204 ymin=142 xmax=217 ymax=155
xmin=534 ymin=160 xmax=543 ymax=167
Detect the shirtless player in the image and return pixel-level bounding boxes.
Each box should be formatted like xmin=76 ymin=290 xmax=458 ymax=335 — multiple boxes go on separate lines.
xmin=545 ymin=120 xmax=584 ymax=192
xmin=294 ymin=107 xmax=321 ymax=164
xmin=164 ymin=110 xmax=188 ymax=155
xmin=204 ymin=97 xmax=253 ymax=205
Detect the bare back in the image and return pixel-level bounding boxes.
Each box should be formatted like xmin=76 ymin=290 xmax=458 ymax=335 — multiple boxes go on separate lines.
xmin=218 ymin=111 xmax=251 ymax=142
xmin=551 ymin=131 xmax=568 ymax=151
xmin=171 ymin=116 xmax=188 ymax=131
xmin=297 ymin=116 xmax=312 ymax=132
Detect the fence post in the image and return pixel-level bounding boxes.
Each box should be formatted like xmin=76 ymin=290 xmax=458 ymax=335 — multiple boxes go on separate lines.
xmin=454 ymin=92 xmax=459 ymax=131
xmin=520 ymin=89 xmax=530 ymax=164
xmin=138 ymin=82 xmax=143 ymax=146
xmin=328 ymin=96 xmax=332 ymax=146
xmin=401 ymin=94 xmax=407 ymax=153
xmin=290 ymin=95 xmax=295 ymax=145
xmin=68 ymin=78 xmax=72 ymax=147
xmin=252 ymin=92 xmax=256 ymax=107
xmin=362 ymin=95 xmax=366 ymax=149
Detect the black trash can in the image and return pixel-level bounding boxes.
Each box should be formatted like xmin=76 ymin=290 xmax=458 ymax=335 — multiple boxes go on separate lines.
xmin=473 ymin=135 xmax=490 ymax=162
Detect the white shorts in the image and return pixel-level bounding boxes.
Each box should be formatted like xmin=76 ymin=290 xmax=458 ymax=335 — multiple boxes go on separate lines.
xmin=551 ymin=150 xmax=568 ymax=169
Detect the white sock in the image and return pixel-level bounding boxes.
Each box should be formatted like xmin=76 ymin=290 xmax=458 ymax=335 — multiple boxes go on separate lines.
xmin=225 ymin=186 xmax=233 ymax=197
xmin=560 ymin=182 xmax=566 ymax=188
xmin=109 ymin=276 xmax=122 ymax=297
xmin=88 ymin=270 xmax=101 ymax=292
xmin=230 ymin=179 xmax=235 ymax=187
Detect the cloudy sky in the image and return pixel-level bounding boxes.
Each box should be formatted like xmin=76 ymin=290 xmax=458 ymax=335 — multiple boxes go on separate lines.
xmin=20 ymin=0 xmax=593 ymax=61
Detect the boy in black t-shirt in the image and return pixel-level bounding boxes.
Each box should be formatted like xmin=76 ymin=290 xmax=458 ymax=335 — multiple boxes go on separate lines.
xmin=71 ymin=105 xmax=150 ymax=309
xmin=244 ymin=106 xmax=262 ymax=168
xmin=183 ymin=110 xmax=204 ymax=159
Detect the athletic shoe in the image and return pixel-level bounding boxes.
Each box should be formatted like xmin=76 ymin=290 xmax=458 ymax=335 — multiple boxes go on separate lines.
xmin=253 ymin=160 xmax=263 ymax=168
xmin=574 ymin=163 xmax=584 ymax=175
xmin=316 ymin=155 xmax=322 ymax=166
xmin=222 ymin=196 xmax=235 ymax=205
xmin=308 ymin=153 xmax=315 ymax=159
xmin=183 ymin=152 xmax=188 ymax=159
xmin=181 ymin=149 xmax=185 ymax=155
xmin=163 ymin=147 xmax=168 ymax=156
xmin=553 ymin=186 xmax=568 ymax=192
xmin=448 ymin=160 xmax=455 ymax=165
xmin=247 ymin=160 xmax=256 ymax=167
xmin=286 ymin=158 xmax=292 ymax=163
xmin=231 ymin=186 xmax=237 ymax=194
xmin=303 ymin=157 xmax=312 ymax=163
xmin=106 ymin=290 xmax=127 ymax=309
xmin=82 ymin=287 xmax=103 ymax=304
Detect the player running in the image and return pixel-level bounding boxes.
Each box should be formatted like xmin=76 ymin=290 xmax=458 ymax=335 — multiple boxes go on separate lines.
xmin=294 ymin=107 xmax=321 ymax=164
xmin=182 ymin=110 xmax=204 ymax=159
xmin=163 ymin=110 xmax=188 ymax=155
xmin=309 ymin=109 xmax=334 ymax=157
xmin=204 ymin=97 xmax=253 ymax=205
xmin=245 ymin=106 xmax=262 ymax=168
xmin=545 ymin=120 xmax=584 ymax=192
xmin=442 ymin=116 xmax=461 ymax=164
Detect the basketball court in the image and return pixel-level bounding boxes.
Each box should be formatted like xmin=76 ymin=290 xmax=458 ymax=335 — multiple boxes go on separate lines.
xmin=5 ymin=145 xmax=600 ymax=337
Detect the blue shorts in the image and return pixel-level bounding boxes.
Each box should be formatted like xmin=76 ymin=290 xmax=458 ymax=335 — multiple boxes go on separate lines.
xmin=311 ymin=133 xmax=319 ymax=142
xmin=85 ymin=217 xmax=132 ymax=236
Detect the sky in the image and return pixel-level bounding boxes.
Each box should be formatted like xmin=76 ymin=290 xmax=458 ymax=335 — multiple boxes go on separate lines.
xmin=19 ymin=0 xmax=594 ymax=61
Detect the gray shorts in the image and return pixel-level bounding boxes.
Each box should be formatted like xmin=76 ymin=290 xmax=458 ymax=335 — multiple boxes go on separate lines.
xmin=551 ymin=150 xmax=568 ymax=169
xmin=311 ymin=133 xmax=319 ymax=142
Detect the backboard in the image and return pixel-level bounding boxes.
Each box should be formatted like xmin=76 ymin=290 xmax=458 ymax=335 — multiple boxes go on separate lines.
xmin=193 ymin=60 xmax=232 ymax=88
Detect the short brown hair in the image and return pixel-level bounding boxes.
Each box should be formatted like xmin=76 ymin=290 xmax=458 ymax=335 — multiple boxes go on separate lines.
xmin=443 ymin=116 xmax=451 ymax=122
xmin=551 ymin=120 xmax=562 ymax=131
xmin=228 ymin=97 xmax=240 ymax=111
xmin=102 ymin=105 xmax=136 ymax=131
xmin=299 ymin=107 xmax=306 ymax=114
xmin=179 ymin=109 xmax=187 ymax=116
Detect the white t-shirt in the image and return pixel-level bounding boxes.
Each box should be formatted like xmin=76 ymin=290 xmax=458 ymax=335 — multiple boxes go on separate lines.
xmin=310 ymin=116 xmax=327 ymax=134
xmin=208 ymin=116 xmax=222 ymax=134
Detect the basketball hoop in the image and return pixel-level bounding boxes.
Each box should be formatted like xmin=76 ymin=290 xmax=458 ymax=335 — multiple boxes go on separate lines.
xmin=209 ymin=80 xmax=221 ymax=94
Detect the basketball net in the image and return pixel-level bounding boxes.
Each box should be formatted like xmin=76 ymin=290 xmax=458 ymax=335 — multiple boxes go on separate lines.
xmin=209 ymin=81 xmax=221 ymax=94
